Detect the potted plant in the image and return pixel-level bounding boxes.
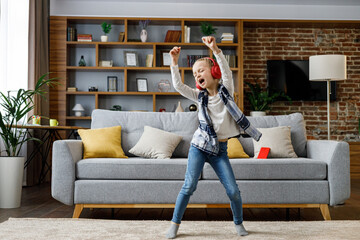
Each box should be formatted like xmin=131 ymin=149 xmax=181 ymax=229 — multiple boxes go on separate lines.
xmin=244 ymin=80 xmax=292 ymax=117
xmin=0 ymin=73 xmax=57 ymax=208
xmin=101 ymin=22 xmax=112 ymax=42
xmin=139 ymin=19 xmax=150 ymax=42
xmin=200 ymin=22 xmax=217 ymax=37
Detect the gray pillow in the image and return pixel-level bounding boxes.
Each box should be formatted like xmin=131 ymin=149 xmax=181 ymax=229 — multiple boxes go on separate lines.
xmin=253 ymin=126 xmax=298 ymax=158
xmin=129 ymin=126 xmax=183 ymax=159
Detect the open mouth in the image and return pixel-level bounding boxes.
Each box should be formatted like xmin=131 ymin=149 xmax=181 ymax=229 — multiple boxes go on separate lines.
xmin=199 ymin=79 xmax=205 ymax=85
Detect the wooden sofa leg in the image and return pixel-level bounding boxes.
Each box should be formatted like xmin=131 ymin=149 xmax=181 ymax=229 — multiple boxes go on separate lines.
xmin=320 ymin=204 xmax=331 ymax=220
xmin=73 ymin=204 xmax=84 ymax=218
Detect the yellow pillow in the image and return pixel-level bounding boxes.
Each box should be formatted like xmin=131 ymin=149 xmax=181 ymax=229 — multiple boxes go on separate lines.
xmin=227 ymin=138 xmax=249 ymax=158
xmin=78 ymin=126 xmax=127 ymax=159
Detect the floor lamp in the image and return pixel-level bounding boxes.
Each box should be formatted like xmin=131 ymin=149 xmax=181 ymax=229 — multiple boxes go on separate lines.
xmin=309 ymin=55 xmax=347 ymax=140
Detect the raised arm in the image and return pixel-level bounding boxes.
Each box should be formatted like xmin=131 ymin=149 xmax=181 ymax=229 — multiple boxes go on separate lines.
xmin=202 ymin=36 xmax=234 ymax=95
xmin=169 ymin=46 xmax=198 ymax=102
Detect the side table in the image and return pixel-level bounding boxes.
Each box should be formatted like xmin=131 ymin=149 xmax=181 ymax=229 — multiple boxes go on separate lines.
xmin=13 ymin=125 xmax=88 ymax=183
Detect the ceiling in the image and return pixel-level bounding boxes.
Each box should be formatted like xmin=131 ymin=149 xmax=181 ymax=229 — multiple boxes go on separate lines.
xmin=71 ymin=0 xmax=360 ymax=5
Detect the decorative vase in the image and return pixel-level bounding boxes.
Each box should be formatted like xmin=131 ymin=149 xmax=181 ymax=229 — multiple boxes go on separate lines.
xmin=0 ymin=157 xmax=25 ymax=208
xmin=140 ymin=29 xmax=147 ymax=42
xmin=175 ymin=101 xmax=184 ymax=112
xmin=78 ymin=55 xmax=86 ymax=67
xmin=250 ymin=111 xmax=266 ymax=117
xmin=101 ymin=35 xmax=108 ymax=42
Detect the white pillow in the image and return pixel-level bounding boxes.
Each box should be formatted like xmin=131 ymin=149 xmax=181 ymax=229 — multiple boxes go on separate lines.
xmin=253 ymin=126 xmax=298 ymax=158
xmin=129 ymin=126 xmax=183 ymax=159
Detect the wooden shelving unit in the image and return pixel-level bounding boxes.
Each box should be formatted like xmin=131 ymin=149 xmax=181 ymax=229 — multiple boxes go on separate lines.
xmin=49 ymin=17 xmax=243 ymax=127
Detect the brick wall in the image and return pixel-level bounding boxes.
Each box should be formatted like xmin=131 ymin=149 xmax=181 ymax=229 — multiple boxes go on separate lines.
xmin=243 ymin=26 xmax=360 ymax=141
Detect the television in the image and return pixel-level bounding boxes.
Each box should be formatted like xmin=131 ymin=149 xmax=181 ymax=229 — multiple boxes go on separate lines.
xmin=266 ymin=60 xmax=336 ymax=101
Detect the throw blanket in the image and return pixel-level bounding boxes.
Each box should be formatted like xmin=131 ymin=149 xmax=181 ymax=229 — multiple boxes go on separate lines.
xmin=191 ymin=84 xmax=262 ymax=155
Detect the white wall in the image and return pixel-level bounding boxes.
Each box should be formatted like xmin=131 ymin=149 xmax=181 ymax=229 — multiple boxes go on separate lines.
xmin=50 ymin=0 xmax=360 ymax=20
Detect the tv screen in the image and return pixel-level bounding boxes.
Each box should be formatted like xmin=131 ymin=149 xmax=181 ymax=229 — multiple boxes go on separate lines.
xmin=266 ymin=60 xmax=336 ymax=101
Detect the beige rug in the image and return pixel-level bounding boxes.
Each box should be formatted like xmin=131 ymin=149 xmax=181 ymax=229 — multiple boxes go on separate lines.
xmin=0 ymin=218 xmax=359 ymax=240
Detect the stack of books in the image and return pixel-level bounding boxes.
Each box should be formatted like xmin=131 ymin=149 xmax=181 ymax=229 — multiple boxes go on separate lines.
xmin=221 ymin=33 xmax=234 ymax=43
xmin=77 ymin=34 xmax=92 ymax=42
xmin=187 ymin=55 xmax=208 ymax=67
xmin=67 ymin=87 xmax=77 ymax=92
xmin=184 ymin=25 xmax=191 ymax=43
xmin=67 ymin=27 xmax=77 ymax=41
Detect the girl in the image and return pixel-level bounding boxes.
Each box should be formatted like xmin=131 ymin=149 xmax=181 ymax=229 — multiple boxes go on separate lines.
xmin=166 ymin=36 xmax=262 ymax=239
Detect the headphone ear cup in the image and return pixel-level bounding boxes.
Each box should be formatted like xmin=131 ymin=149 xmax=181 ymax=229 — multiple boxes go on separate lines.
xmin=211 ymin=64 xmax=222 ymax=79
xmin=196 ymin=82 xmax=204 ymax=90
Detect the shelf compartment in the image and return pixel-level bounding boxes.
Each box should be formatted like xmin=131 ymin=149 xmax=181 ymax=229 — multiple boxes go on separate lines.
xmin=184 ymin=20 xmax=239 ymax=44
xmin=155 ymin=95 xmax=194 ymax=113
xmin=67 ymin=44 xmax=96 ymax=67
xmin=67 ymin=19 xmax=125 ymax=42
xmin=127 ymin=70 xmax=174 ymax=92
xmin=98 ymin=46 xmax=153 ymax=67
xmin=67 ymin=95 xmax=96 ymax=117
xmin=67 ymin=71 xmax=125 ymax=92
xmin=98 ymin=95 xmax=154 ymax=112
xmin=127 ymin=19 xmax=182 ymax=43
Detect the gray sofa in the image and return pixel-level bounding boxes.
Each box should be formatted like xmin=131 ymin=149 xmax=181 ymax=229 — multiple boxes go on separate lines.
xmin=52 ymin=110 xmax=350 ymax=220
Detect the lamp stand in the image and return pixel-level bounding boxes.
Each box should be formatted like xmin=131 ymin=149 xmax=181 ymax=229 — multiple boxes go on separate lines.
xmin=327 ymin=79 xmax=330 ymax=140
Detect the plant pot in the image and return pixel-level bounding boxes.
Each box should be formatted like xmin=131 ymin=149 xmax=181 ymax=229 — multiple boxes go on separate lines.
xmin=250 ymin=111 xmax=266 ymax=117
xmin=140 ymin=29 xmax=147 ymax=42
xmin=0 ymin=157 xmax=24 ymax=208
xmin=101 ymin=35 xmax=108 ymax=42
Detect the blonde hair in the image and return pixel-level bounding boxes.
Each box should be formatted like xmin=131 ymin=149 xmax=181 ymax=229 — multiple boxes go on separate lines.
xmin=194 ymin=57 xmax=214 ymax=68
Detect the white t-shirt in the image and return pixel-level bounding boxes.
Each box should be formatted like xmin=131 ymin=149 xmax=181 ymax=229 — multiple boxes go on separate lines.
xmin=170 ymin=51 xmax=241 ymax=140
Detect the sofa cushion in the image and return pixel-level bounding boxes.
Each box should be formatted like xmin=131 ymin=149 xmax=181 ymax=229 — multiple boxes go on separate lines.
xmin=78 ymin=126 xmax=127 ymax=159
xmin=129 ymin=126 xmax=182 ymax=159
xmin=253 ymin=126 xmax=297 ymax=158
xmin=202 ymin=158 xmax=327 ymax=180
xmin=240 ymin=113 xmax=307 ymax=157
xmin=76 ymin=158 xmax=189 ymax=180
xmin=228 ymin=138 xmax=249 ymax=158
xmin=91 ymin=110 xmax=198 ymax=158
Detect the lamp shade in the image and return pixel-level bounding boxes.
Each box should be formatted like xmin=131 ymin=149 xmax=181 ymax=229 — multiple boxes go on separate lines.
xmin=72 ymin=103 xmax=84 ymax=111
xmin=309 ymin=55 xmax=347 ymax=81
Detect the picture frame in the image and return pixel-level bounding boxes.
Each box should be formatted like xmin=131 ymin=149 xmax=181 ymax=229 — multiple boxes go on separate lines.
xmin=136 ymin=78 xmax=148 ymax=92
xmin=107 ymin=76 xmax=118 ymax=92
xmin=161 ymin=51 xmax=171 ymax=67
xmin=124 ymin=51 xmax=138 ymax=67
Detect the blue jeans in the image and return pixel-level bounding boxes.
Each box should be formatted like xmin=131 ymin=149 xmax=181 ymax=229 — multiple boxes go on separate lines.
xmin=171 ymin=142 xmax=243 ymax=225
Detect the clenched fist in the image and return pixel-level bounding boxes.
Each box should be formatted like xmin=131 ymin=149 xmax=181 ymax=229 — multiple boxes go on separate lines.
xmin=169 ymin=46 xmax=181 ymax=66
xmin=202 ymin=36 xmax=220 ymax=54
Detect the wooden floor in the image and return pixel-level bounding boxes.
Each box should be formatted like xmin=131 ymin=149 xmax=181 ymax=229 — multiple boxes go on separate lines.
xmin=1 ymin=179 xmax=360 ymax=223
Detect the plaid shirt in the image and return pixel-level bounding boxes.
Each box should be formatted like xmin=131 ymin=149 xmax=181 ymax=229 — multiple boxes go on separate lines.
xmin=191 ymin=84 xmax=262 ymax=155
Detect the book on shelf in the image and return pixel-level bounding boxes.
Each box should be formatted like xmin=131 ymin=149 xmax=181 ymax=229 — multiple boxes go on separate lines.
xmin=146 ymin=54 xmax=154 ymax=67
xmin=118 ymin=32 xmax=125 ymax=42
xmin=77 ymin=34 xmax=92 ymax=42
xmin=164 ymin=30 xmax=181 ymax=42
xmin=184 ymin=25 xmax=191 ymax=43
xmin=67 ymin=27 xmax=77 ymax=41
xmin=67 ymin=87 xmax=78 ymax=92
xmin=99 ymin=60 xmax=113 ymax=67
xmin=221 ymin=40 xmax=234 ymax=43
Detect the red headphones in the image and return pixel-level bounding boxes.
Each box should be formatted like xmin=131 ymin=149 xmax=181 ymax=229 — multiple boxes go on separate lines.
xmin=195 ymin=57 xmax=222 ymax=90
